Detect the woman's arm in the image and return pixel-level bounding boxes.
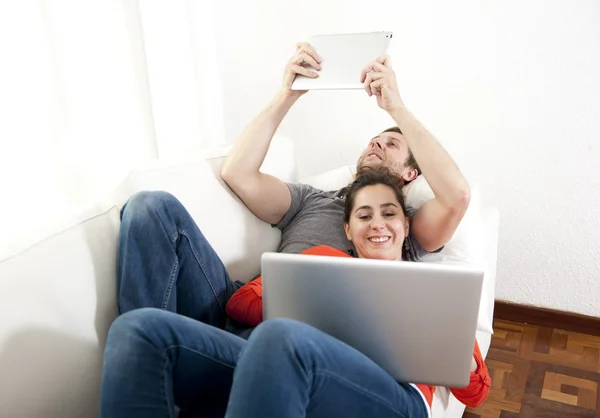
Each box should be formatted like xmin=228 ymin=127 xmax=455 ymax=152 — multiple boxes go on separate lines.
xmin=225 ymin=246 xmax=353 ymax=326
xmin=450 ymin=340 xmax=492 ymax=408
xmin=226 ymin=278 xmax=264 ymax=326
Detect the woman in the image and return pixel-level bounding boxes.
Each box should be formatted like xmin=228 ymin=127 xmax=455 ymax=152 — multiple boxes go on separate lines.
xmin=223 ymin=169 xmax=490 ymax=418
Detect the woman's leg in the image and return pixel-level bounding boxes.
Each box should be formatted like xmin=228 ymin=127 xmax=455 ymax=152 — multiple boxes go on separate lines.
xmin=100 ymin=308 xmax=246 ymax=418
xmin=118 ymin=191 xmax=240 ymax=328
xmin=226 ymin=319 xmax=429 ymax=418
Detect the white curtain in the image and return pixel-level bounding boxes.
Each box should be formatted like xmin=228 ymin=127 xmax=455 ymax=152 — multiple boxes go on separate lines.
xmin=0 ymin=0 xmax=225 ymax=258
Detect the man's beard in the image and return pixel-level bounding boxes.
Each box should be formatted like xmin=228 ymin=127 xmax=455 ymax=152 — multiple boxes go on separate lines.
xmin=357 ymin=158 xmax=403 ymax=177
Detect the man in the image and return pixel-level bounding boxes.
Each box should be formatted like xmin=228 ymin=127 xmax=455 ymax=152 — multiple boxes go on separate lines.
xmin=100 ymin=43 xmax=470 ymax=417
xmin=222 ymin=43 xmax=469 ymax=258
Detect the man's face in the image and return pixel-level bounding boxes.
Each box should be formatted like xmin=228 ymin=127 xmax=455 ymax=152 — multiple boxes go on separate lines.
xmin=357 ymin=131 xmax=410 ymax=177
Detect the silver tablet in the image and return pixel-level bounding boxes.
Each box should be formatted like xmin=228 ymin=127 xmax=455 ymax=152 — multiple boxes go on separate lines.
xmin=291 ymin=31 xmax=393 ymax=90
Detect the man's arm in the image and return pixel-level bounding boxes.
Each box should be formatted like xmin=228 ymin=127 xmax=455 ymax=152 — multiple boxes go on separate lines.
xmin=221 ymin=43 xmax=321 ymax=225
xmin=390 ymin=107 xmax=470 ymax=251
xmin=221 ymin=92 xmax=297 ymax=225
xmin=361 ymin=56 xmax=470 ymax=251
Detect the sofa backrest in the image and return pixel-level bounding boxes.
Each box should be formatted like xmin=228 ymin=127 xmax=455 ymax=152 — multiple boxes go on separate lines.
xmin=0 ymin=136 xmax=297 ymax=418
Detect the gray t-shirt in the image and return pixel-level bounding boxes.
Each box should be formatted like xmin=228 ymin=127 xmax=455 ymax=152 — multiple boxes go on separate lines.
xmin=275 ymin=183 xmax=433 ymax=261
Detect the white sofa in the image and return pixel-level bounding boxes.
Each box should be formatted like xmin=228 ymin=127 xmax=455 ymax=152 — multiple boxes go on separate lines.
xmin=0 ymin=136 xmax=499 ymax=418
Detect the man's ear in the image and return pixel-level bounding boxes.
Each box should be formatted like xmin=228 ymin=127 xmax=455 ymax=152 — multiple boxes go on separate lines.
xmin=404 ymin=216 xmax=410 ymax=238
xmin=344 ymin=223 xmax=352 ymax=241
xmin=401 ymin=168 xmax=419 ymax=183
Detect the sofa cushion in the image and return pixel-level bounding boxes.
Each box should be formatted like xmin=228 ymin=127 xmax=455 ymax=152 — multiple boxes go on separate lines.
xmin=300 ymin=165 xmax=356 ymax=192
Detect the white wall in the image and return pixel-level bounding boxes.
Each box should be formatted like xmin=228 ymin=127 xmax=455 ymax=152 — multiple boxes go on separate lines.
xmin=211 ymin=0 xmax=600 ymax=317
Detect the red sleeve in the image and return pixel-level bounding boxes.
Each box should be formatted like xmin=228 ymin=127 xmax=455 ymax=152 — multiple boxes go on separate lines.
xmin=225 ymin=246 xmax=351 ymax=326
xmin=226 ymin=277 xmax=264 ymax=326
xmin=301 ymin=246 xmax=352 ymax=258
xmin=450 ymin=340 xmax=491 ymax=408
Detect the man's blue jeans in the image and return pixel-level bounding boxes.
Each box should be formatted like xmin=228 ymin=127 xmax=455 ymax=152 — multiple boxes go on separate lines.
xmin=100 ymin=191 xmax=428 ymax=418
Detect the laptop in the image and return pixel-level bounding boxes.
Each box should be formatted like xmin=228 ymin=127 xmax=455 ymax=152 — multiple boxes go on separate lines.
xmin=291 ymin=31 xmax=393 ymax=90
xmin=261 ymin=252 xmax=484 ymax=387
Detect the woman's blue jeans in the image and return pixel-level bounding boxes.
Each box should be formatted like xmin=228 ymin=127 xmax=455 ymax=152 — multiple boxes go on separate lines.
xmin=100 ymin=191 xmax=427 ymax=418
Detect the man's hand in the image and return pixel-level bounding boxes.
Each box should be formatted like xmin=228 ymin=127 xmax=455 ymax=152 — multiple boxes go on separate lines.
xmin=281 ymin=43 xmax=321 ymax=98
xmin=360 ymin=55 xmax=404 ymax=113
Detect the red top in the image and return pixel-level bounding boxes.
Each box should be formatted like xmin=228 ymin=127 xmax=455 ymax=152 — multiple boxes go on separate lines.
xmin=225 ymin=245 xmax=491 ymax=409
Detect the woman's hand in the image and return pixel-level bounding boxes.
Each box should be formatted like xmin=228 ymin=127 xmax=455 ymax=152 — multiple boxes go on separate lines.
xmin=360 ymin=55 xmax=405 ymax=113
xmin=281 ymin=43 xmax=322 ymax=98
xmin=470 ymin=356 xmax=478 ymax=372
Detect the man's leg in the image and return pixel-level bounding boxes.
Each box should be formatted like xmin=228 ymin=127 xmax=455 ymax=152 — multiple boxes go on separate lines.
xmin=100 ymin=308 xmax=246 ymax=418
xmin=226 ymin=319 xmax=429 ymax=418
xmin=118 ymin=191 xmax=239 ymax=328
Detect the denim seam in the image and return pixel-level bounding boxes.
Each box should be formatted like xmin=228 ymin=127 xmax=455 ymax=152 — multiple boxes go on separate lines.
xmin=164 ymin=345 xmax=237 ymax=370
xmin=151 ymin=202 xmax=181 ymax=311
xmin=179 ymin=229 xmax=225 ymax=311
xmin=161 ymin=258 xmax=178 ymax=310
xmin=312 ymin=370 xmax=410 ymax=418
xmin=162 ymin=351 xmax=176 ymax=418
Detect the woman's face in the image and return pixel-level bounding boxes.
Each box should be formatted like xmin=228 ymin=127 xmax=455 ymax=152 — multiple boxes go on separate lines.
xmin=344 ymin=184 xmax=409 ymax=261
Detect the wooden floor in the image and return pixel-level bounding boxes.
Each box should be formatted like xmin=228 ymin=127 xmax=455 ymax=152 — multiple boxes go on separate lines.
xmin=464 ymin=319 xmax=600 ymax=417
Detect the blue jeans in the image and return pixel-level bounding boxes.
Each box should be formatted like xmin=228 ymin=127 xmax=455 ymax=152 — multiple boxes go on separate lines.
xmin=102 ymin=311 xmax=428 ymax=418
xmin=116 ymin=191 xmax=250 ymax=337
xmin=101 ymin=191 xmax=428 ymax=417
xmin=228 ymin=318 xmax=428 ymax=418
